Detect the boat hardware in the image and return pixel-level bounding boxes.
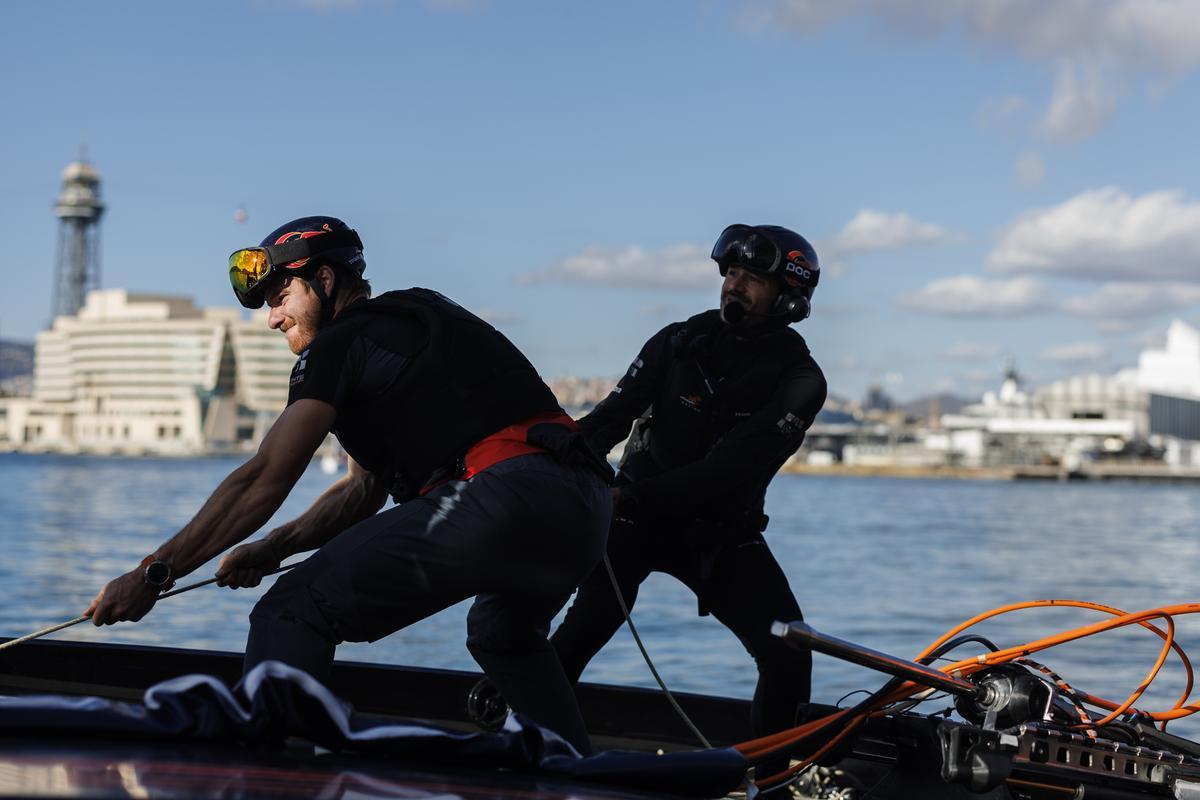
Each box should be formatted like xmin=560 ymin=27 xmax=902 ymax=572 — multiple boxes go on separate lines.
xmin=772 ymin=620 xmax=982 ymax=699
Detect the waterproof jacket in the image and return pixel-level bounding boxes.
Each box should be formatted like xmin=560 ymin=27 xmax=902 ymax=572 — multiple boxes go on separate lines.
xmin=580 ymin=310 xmax=826 ymax=523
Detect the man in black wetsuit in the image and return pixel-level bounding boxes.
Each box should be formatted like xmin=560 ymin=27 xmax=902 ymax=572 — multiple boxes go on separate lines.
xmin=86 ymin=216 xmax=611 ymax=753
xmin=550 ymin=224 xmax=826 ymax=771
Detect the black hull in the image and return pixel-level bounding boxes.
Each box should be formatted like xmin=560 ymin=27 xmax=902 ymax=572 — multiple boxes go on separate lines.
xmin=0 ymin=637 xmax=751 ymax=752
xmin=6 ymin=638 xmax=1196 ymax=799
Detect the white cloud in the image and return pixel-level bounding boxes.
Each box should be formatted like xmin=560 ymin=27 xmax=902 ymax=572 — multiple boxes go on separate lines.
xmin=978 ymin=94 xmax=1028 ymax=130
xmin=897 ymin=275 xmax=1052 ymax=317
xmin=749 ymin=1 xmax=1200 ymax=73
xmin=1037 ymin=59 xmax=1117 ymax=141
xmin=829 ymin=210 xmax=950 ymax=255
xmin=1039 ymin=341 xmax=1109 ymax=364
xmin=988 ymin=187 xmax=1200 ymax=280
xmin=940 ymin=342 xmax=1001 ymax=362
xmin=1061 ymin=282 xmax=1200 ymax=318
xmin=517 ymin=243 xmax=718 ymax=290
xmin=822 ymin=259 xmax=850 ymax=278
xmin=1016 ymin=152 xmax=1045 ymax=186
xmin=747 ymin=0 xmax=1200 ymax=140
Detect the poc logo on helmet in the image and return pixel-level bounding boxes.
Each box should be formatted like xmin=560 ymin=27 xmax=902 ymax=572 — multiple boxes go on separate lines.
xmin=783 ymin=250 xmax=816 ymax=285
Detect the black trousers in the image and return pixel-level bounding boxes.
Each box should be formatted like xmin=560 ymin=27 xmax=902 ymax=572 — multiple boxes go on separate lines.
xmin=551 ymin=516 xmax=811 ymax=765
xmin=244 ymin=454 xmax=611 ymax=754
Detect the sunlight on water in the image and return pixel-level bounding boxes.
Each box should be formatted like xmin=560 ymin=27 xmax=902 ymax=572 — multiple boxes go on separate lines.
xmin=3 ymin=454 xmax=1200 ymax=737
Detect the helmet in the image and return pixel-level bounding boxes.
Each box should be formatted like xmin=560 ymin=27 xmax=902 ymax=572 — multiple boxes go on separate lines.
xmin=259 ymin=215 xmax=366 ymax=279
xmin=229 ymin=215 xmax=366 ymax=310
xmin=711 ymin=224 xmax=819 ymax=322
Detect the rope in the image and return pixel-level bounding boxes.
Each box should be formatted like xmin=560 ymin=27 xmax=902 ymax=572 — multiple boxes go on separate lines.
xmin=602 ymin=553 xmax=712 ymax=749
xmin=0 ymin=563 xmax=297 ymax=652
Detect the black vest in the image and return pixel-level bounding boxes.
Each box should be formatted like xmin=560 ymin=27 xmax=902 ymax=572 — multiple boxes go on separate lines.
xmin=337 ymin=289 xmax=563 ymax=499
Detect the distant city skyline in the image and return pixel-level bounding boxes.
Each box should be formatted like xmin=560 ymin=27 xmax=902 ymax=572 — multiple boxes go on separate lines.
xmin=3 ymin=1 xmax=1200 ymax=401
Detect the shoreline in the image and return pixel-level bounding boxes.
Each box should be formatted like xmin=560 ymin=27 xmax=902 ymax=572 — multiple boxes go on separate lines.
xmin=782 ymin=462 xmax=1200 ymax=482
xmin=781 ymin=463 xmax=1008 ymax=480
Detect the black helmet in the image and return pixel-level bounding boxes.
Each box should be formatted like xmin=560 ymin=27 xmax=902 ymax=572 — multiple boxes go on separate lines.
xmin=229 ymin=216 xmax=366 ymax=310
xmin=711 ymin=224 xmax=819 ymax=322
xmin=259 ymin=215 xmax=366 ymax=279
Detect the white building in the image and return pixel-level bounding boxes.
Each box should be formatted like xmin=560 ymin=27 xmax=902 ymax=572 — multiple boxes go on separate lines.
xmin=1119 ymin=319 xmax=1200 ymax=399
xmin=933 ymin=321 xmax=1200 ymax=467
xmin=0 ymin=289 xmax=294 ymax=455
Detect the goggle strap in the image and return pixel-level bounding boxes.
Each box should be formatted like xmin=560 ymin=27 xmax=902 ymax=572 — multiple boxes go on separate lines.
xmin=261 ymin=229 xmax=363 ymax=266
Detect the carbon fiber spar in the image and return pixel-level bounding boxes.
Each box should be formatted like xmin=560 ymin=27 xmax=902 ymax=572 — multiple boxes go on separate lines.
xmin=771 ymin=620 xmax=982 ymax=698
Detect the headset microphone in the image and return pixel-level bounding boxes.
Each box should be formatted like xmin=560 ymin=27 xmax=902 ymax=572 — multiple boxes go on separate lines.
xmin=722 ymin=298 xmax=809 ymax=326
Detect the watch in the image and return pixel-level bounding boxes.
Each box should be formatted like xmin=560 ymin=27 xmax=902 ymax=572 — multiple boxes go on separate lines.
xmin=140 ymin=555 xmax=174 ymax=591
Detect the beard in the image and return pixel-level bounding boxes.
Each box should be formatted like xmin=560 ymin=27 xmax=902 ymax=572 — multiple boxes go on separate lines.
xmin=283 ymin=312 xmax=321 ymax=354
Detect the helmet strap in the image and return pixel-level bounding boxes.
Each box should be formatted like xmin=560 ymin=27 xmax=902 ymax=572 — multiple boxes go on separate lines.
xmin=306 ymin=267 xmax=339 ymax=325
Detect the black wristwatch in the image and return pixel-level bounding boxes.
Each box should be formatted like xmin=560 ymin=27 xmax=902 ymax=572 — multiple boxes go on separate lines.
xmin=140 ymin=555 xmax=174 ymax=591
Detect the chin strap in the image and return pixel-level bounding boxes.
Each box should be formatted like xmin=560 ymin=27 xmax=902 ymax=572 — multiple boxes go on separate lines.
xmin=307 ymin=271 xmax=340 ymax=324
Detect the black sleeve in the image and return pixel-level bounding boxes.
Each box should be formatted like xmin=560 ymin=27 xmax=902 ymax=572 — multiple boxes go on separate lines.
xmin=626 ymin=357 xmax=827 ymax=518
xmin=286 ymin=324 xmax=361 ymax=413
xmin=578 ymin=323 xmax=678 ymax=457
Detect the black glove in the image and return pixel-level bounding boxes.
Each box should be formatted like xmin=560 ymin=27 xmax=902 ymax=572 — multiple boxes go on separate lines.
xmin=526 ymin=423 xmax=616 ymax=485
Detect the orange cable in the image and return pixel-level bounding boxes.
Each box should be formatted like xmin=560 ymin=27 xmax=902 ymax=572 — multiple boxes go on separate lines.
xmin=735 ymin=600 xmax=1200 ymax=785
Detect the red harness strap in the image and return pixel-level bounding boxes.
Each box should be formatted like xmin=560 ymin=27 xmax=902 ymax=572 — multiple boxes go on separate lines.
xmin=419 ymin=411 xmax=579 ymax=495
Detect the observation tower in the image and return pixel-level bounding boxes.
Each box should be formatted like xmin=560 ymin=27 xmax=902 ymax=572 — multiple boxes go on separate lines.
xmin=51 ymin=153 xmax=105 ymax=320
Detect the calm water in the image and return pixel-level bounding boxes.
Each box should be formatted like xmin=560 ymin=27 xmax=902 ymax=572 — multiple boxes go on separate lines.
xmin=3 ymin=452 xmax=1200 ymax=737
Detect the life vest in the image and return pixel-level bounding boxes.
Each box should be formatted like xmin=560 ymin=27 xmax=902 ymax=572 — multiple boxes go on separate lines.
xmin=336 ymin=288 xmax=565 ymax=500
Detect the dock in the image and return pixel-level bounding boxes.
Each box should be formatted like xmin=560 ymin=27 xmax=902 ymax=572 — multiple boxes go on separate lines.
xmin=784 ymin=462 xmax=1200 ymax=483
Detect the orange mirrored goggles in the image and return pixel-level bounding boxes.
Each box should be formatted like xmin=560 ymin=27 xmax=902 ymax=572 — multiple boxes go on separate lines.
xmin=228 ymin=248 xmax=272 ymax=299
xmin=227 ymin=229 xmax=363 ymax=309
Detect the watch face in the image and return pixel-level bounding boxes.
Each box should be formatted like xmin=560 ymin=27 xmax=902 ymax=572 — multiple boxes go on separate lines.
xmin=145 ymin=560 xmax=171 ymax=586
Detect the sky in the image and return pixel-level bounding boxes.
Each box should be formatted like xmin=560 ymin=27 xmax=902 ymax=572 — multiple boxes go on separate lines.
xmin=3 ymin=0 xmax=1200 ymax=403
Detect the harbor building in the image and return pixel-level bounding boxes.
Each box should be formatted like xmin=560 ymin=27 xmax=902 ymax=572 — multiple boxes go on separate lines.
xmin=0 ymin=289 xmax=294 ymax=455
xmin=930 ymin=321 xmax=1200 ymax=470
xmin=0 ymin=154 xmax=296 ymax=456
xmin=818 ymin=320 xmax=1200 ymax=473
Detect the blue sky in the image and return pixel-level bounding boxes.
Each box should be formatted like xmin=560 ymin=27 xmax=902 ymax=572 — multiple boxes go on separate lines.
xmin=3 ymin=0 xmax=1200 ymax=402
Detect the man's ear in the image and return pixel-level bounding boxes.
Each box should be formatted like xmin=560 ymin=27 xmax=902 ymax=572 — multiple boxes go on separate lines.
xmin=316 ymin=265 xmax=337 ymax=297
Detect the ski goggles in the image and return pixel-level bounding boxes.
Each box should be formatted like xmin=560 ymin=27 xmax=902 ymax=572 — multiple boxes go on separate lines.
xmin=711 ymin=224 xmax=787 ymax=275
xmin=228 ymin=229 xmax=363 ymax=308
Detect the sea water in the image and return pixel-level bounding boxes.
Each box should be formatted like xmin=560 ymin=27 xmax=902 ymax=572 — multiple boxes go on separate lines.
xmin=3 ymin=452 xmax=1200 ymax=737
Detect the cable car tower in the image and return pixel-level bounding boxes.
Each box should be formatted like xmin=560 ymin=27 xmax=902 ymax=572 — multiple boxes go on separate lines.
xmin=51 ymin=151 xmax=105 ymax=320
